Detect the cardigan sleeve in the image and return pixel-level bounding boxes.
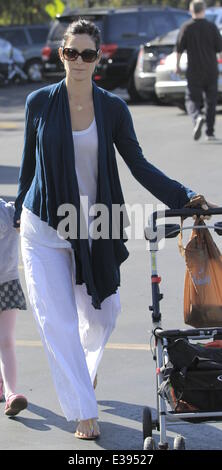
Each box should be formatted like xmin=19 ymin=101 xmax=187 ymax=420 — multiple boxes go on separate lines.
xmin=14 ymin=98 xmax=36 ymax=227
xmin=114 ymin=100 xmax=195 ymax=209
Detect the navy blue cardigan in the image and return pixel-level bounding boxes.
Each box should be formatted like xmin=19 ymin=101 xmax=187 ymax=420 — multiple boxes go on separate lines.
xmin=14 ymin=79 xmax=194 ymax=309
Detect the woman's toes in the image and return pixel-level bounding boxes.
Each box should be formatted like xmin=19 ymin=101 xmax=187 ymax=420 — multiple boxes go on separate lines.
xmin=75 ymin=418 xmax=100 ymax=439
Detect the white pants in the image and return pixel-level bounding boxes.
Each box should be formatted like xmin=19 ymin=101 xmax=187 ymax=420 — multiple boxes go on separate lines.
xmin=20 ymin=209 xmax=121 ymax=421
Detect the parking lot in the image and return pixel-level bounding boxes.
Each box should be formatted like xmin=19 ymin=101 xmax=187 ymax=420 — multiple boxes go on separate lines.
xmin=1 ymin=81 xmax=222 ymax=450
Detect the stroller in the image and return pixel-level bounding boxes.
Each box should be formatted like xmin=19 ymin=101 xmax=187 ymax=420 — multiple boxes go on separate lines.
xmin=0 ymin=37 xmax=27 ymax=85
xmin=143 ymin=206 xmax=222 ymax=450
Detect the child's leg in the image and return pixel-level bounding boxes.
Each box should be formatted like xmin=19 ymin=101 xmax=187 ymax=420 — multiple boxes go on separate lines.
xmin=0 ymin=309 xmax=17 ymax=399
xmin=0 ymin=360 xmax=3 ymax=400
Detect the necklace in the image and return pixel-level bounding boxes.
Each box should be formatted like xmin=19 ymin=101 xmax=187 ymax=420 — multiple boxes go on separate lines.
xmin=75 ymin=104 xmax=83 ymax=112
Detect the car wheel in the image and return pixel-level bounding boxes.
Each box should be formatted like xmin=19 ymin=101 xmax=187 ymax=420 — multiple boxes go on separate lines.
xmin=26 ymin=60 xmax=43 ymax=82
xmin=127 ymin=73 xmax=143 ymax=103
xmin=176 ymin=101 xmax=186 ymax=112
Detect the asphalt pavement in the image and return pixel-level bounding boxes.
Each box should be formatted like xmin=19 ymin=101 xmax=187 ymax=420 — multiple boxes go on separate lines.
xmin=1 ymin=82 xmax=222 ymax=450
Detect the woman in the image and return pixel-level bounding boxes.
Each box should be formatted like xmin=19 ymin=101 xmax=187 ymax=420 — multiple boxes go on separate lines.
xmin=14 ymin=19 xmax=210 ymax=439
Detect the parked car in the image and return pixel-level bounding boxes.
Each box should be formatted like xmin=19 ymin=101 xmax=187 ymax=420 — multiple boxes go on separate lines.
xmin=206 ymin=7 xmax=222 ymax=29
xmin=154 ymin=48 xmax=222 ymax=108
xmin=41 ymin=6 xmax=190 ymax=100
xmin=135 ymin=17 xmax=222 ymax=101
xmin=134 ymin=28 xmax=178 ymax=99
xmin=0 ymin=24 xmax=50 ymax=82
xmin=0 ymin=37 xmax=27 ymax=84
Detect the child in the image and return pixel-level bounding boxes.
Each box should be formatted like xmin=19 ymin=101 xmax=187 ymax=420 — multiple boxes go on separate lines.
xmin=0 ymin=198 xmax=28 ymax=415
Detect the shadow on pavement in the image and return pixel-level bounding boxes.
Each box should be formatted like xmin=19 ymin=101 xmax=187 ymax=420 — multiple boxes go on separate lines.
xmin=9 ymin=401 xmax=143 ymax=450
xmin=10 ymin=402 xmax=75 ymax=434
xmin=5 ymin=400 xmax=222 ymax=450
xmin=99 ymin=400 xmax=222 ymax=450
xmin=99 ymin=400 xmax=144 ymax=423
xmin=97 ymin=421 xmax=143 ymax=450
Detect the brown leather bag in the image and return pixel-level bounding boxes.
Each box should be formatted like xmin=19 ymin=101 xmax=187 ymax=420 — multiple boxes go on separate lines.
xmin=180 ymin=220 xmax=222 ymax=327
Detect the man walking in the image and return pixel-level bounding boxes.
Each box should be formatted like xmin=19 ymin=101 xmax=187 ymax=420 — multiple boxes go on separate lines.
xmin=176 ymin=0 xmax=222 ymax=141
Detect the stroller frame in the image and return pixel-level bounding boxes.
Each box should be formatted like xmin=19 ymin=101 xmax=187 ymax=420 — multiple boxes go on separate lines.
xmin=143 ymin=207 xmax=222 ymax=450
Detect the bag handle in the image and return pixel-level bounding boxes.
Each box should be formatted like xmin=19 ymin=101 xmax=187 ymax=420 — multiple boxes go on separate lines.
xmin=178 ymin=195 xmax=208 ymax=257
xmin=178 ymin=217 xmax=185 ymax=257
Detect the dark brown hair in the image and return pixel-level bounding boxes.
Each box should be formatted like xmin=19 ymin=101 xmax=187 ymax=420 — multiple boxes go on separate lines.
xmin=61 ymin=19 xmax=101 ymax=50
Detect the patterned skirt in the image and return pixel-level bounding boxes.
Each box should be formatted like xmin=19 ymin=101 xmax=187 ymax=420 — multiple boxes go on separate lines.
xmin=0 ymin=279 xmax=27 ymax=312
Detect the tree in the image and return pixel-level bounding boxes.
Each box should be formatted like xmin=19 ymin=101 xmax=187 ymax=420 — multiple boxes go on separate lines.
xmin=0 ymin=0 xmax=65 ymax=25
xmin=45 ymin=0 xmax=65 ymax=18
xmin=0 ymin=0 xmax=221 ymax=25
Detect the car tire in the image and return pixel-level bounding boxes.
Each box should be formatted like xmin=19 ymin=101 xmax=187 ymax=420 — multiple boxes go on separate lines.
xmin=176 ymin=101 xmax=187 ymax=112
xmin=127 ymin=73 xmax=143 ymax=103
xmin=25 ymin=59 xmax=43 ymax=82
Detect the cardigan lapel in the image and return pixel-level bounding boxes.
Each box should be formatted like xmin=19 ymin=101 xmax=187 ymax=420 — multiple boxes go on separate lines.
xmin=92 ymin=82 xmax=112 ymax=223
xmin=92 ymin=82 xmax=108 ymax=205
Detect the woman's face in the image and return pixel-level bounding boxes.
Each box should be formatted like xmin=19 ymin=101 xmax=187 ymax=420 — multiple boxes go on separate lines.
xmin=59 ymin=33 xmax=101 ymax=82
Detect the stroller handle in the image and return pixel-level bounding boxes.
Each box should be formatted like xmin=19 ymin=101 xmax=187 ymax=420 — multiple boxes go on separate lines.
xmin=151 ymin=207 xmax=222 ymax=226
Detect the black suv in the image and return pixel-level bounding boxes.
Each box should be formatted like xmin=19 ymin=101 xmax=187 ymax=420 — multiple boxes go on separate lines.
xmin=42 ymin=7 xmax=190 ymax=100
xmin=0 ymin=24 xmax=50 ymax=82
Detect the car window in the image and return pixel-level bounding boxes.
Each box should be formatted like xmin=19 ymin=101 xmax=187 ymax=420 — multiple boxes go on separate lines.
xmin=107 ymin=14 xmax=139 ymax=42
xmin=27 ymin=27 xmax=49 ymax=44
xmin=139 ymin=15 xmax=156 ymax=41
xmin=50 ymin=16 xmax=104 ymax=42
xmin=0 ymin=29 xmax=28 ymax=47
xmin=173 ymin=12 xmax=190 ymax=28
xmin=141 ymin=12 xmax=175 ymax=40
xmin=49 ymin=21 xmax=68 ymax=41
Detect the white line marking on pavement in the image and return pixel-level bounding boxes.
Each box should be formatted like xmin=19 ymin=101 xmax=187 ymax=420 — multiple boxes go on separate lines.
xmin=16 ymin=340 xmax=150 ymax=351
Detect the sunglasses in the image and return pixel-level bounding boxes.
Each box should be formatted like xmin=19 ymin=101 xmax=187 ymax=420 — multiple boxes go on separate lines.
xmin=62 ymin=47 xmax=99 ymax=63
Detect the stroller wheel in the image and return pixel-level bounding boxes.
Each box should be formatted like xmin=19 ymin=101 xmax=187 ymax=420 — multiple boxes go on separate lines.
xmin=174 ymin=435 xmax=186 ymax=450
xmin=143 ymin=406 xmax=153 ymax=439
xmin=144 ymin=437 xmax=156 ymax=450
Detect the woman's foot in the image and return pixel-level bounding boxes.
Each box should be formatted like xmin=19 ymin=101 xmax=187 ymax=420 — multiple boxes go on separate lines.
xmin=5 ymin=393 xmax=28 ymax=416
xmin=74 ymin=418 xmax=100 ymax=440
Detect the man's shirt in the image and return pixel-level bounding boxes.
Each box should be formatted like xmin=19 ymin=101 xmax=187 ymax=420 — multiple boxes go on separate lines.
xmin=176 ymin=18 xmax=222 ymax=80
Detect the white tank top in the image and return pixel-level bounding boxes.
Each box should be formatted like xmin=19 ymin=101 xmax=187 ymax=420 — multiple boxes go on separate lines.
xmin=73 ymin=117 xmax=98 ymax=244
xmin=72 ymin=117 xmax=98 ymax=209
